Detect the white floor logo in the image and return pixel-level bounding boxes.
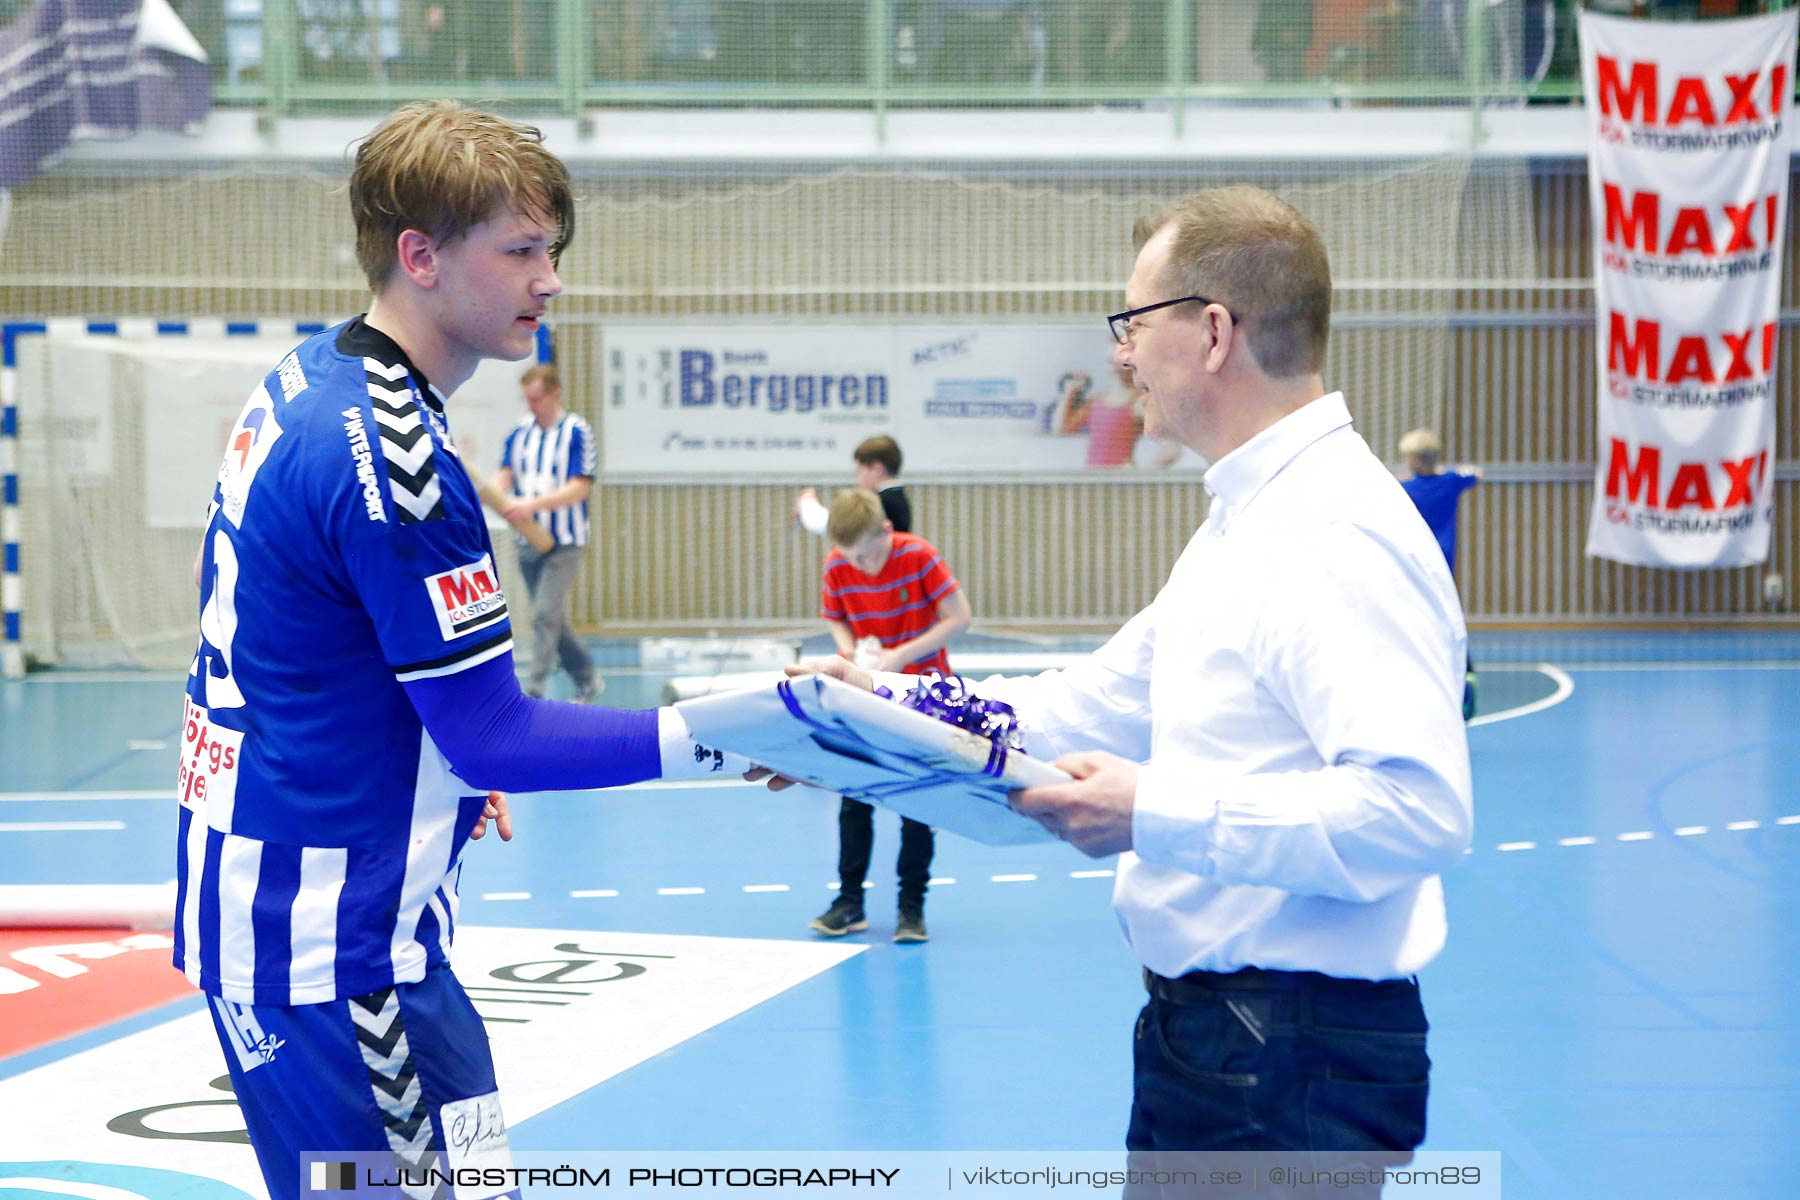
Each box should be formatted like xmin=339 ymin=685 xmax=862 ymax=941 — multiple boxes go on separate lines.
xmin=0 ymin=927 xmax=862 ymax=1199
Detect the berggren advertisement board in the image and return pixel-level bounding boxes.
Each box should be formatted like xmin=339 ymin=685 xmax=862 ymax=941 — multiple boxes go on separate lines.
xmin=598 ymin=325 xmax=1201 ymax=478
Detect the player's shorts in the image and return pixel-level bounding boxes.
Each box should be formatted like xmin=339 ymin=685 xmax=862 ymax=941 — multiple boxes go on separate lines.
xmin=206 ymin=963 xmax=514 ymax=1200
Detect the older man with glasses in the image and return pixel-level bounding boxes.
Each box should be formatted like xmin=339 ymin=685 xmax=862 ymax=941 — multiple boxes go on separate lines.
xmin=792 ymin=185 xmax=1472 ymax=1181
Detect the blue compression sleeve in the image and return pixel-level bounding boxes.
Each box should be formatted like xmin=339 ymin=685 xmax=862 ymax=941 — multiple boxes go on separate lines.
xmin=403 ymin=652 xmax=660 ymax=792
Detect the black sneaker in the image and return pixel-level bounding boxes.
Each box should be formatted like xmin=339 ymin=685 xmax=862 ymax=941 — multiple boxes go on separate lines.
xmin=809 ymin=896 xmax=867 ymax=937
xmin=893 ymin=905 xmax=928 ymax=944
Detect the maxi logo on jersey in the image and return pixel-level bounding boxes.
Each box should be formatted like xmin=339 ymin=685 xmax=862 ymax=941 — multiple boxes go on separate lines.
xmin=425 ymin=555 xmax=508 ymax=641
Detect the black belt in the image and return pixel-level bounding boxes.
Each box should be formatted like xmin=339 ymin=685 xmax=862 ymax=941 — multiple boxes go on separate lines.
xmin=1144 ymin=966 xmax=1411 ymax=1004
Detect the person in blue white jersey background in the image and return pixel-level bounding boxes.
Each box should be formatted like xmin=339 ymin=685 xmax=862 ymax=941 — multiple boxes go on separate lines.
xmin=1399 ymin=427 xmax=1482 ymax=720
xmin=177 ymin=100 xmax=745 ymax=1200
xmin=493 ymin=363 xmax=602 ymax=700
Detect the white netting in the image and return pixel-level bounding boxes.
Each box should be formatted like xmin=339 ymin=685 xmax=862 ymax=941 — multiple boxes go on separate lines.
xmin=0 ymin=0 xmax=1565 ymax=666
xmin=6 ymin=154 xmax=1540 ymax=664
xmin=11 ymin=330 xmax=536 ymax=669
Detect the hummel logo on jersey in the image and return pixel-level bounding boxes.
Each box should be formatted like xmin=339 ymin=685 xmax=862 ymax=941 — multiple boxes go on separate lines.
xmin=425 ymin=556 xmax=509 ymax=641
xmin=365 ymin=357 xmax=444 ymax=524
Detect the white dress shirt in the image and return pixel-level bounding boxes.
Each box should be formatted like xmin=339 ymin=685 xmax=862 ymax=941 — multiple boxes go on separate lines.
xmin=979 ymin=393 xmax=1473 ymax=981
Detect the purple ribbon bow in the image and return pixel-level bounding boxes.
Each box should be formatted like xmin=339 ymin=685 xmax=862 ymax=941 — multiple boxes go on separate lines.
xmin=896 ymin=671 xmax=1023 ymax=778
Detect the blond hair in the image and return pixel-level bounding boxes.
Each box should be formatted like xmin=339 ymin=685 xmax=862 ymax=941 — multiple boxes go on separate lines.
xmin=1133 ymin=185 xmax=1331 ymax=378
xmin=521 ymin=364 xmax=561 ymax=391
xmin=1399 ymin=428 xmax=1443 ymax=468
xmin=350 ymin=100 xmax=574 ymax=291
xmin=827 ymin=489 xmax=888 ymax=548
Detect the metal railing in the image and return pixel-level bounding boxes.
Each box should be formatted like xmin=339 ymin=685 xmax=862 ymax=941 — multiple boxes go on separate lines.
xmin=174 ymin=0 xmax=1782 ymax=120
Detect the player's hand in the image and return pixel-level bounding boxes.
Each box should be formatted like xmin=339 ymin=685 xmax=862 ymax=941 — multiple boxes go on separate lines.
xmin=501 ymin=499 xmax=535 ymax=523
xmin=470 ymin=791 xmax=513 ymax=842
xmin=745 ymin=765 xmax=800 ymax=792
xmin=784 ymin=656 xmax=874 ymax=693
xmin=1011 ymin=751 xmax=1137 ymax=857
xmin=876 ymin=648 xmax=910 ymax=673
xmin=792 ymin=487 xmax=818 ymax=520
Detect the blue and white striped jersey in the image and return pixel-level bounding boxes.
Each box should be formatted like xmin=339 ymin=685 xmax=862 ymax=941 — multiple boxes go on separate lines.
xmin=499 ymin=412 xmax=595 ymax=548
xmin=175 ymin=318 xmax=512 ymax=1007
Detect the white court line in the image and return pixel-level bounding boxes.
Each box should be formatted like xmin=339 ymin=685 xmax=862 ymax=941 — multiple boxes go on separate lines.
xmin=0 ymin=820 xmax=127 ymax=832
xmin=742 ymin=884 xmax=790 ymax=893
xmin=1549 ymin=660 xmax=1800 ymax=671
xmin=1487 ymin=818 xmax=1800 ymax=854
xmin=991 ymin=873 xmax=1037 ymax=883
xmin=8 ymin=673 xmax=189 ymax=685
xmin=569 ymin=889 xmax=618 ymax=899
xmin=481 ymin=891 xmax=532 ymax=901
xmin=127 ymin=740 xmax=168 ymax=751
xmin=0 ymin=790 xmax=173 ymax=803
xmin=1467 ymin=665 xmax=1575 ymax=728
xmin=1070 ymin=869 xmax=1115 ymax=878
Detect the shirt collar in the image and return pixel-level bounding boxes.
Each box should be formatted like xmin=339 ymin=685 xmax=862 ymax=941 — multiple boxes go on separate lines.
xmin=336 ymin=315 xmax=445 ymax=414
xmin=1202 ymin=391 xmax=1350 ymax=513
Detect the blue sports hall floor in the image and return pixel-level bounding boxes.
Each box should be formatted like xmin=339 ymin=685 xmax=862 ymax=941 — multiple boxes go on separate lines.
xmin=1 ymin=629 xmax=1797 ymax=1200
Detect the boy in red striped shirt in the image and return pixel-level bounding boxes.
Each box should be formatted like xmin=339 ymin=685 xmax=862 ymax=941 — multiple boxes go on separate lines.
xmin=811 ymin=488 xmax=972 ymax=944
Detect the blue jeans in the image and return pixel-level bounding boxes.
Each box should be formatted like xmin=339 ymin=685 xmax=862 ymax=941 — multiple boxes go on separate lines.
xmin=1124 ymin=969 xmax=1429 ymax=1198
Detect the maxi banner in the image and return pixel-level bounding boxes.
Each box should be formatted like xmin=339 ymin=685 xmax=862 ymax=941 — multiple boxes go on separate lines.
xmin=597 ymin=325 xmax=1202 ymax=478
xmin=1581 ymin=9 xmax=1795 ymax=568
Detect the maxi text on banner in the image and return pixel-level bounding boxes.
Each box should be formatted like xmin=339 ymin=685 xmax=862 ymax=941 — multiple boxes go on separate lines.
xmin=1581 ymin=9 xmax=1795 ymax=568
xmin=598 ymin=325 xmax=1202 ymax=478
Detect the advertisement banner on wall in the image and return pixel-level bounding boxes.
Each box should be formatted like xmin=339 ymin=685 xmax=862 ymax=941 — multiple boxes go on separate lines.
xmin=598 ymin=325 xmax=1201 ymax=478
xmin=1580 ymin=9 xmax=1795 ymax=568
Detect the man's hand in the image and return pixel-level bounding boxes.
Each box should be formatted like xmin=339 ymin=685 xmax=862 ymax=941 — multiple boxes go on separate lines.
xmin=784 ymin=656 xmax=874 ymax=692
xmin=500 ymin=498 xmax=538 ymax=523
xmin=470 ymin=791 xmax=513 ymax=842
xmin=876 ymin=647 xmax=910 ymax=673
xmin=1011 ymin=751 xmax=1137 ymax=858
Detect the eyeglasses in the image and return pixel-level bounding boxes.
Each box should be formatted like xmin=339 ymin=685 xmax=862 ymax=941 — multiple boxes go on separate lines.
xmin=1106 ymin=295 xmax=1234 ymax=345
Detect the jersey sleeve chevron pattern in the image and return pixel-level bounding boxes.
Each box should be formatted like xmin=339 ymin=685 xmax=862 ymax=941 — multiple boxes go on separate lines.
xmin=365 ymin=358 xmax=445 ymax=524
